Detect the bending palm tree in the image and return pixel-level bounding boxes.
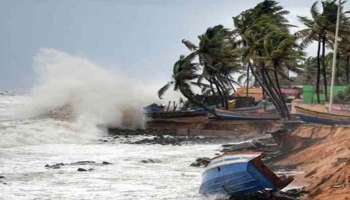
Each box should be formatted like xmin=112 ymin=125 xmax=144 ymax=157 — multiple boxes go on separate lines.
xmin=158 ymin=54 xmax=213 ymax=113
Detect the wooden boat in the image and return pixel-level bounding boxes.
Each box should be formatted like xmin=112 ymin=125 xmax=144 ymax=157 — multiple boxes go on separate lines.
xmin=145 ymin=109 xmax=207 ymax=119
xmin=211 ymin=108 xmax=280 ymax=120
xmin=233 ymin=101 xmax=275 ymax=113
xmin=295 ymin=105 xmax=350 ymax=125
xmin=199 ymin=153 xmax=292 ymax=197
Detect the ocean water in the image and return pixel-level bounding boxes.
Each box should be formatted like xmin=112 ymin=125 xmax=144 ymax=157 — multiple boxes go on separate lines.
xmin=0 ymin=94 xmax=221 ymax=200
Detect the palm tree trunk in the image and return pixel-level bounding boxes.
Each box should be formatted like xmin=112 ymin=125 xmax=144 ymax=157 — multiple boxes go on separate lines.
xmin=273 ymin=65 xmax=282 ymax=95
xmin=321 ymin=35 xmax=328 ymax=101
xmin=260 ymin=67 xmax=287 ymax=118
xmin=209 ymin=80 xmax=216 ymax=96
xmin=179 ymin=85 xmax=215 ymax=115
xmin=216 ymin=78 xmax=229 ymax=109
xmin=346 ymin=55 xmax=350 ymax=84
xmin=316 ymin=37 xmax=322 ymax=103
xmin=213 ymin=80 xmax=225 ymax=108
xmin=250 ymin=68 xmax=283 ymax=115
xmin=273 ymin=64 xmax=290 ymax=118
xmin=226 ymin=75 xmax=237 ymax=93
xmin=263 ymin=69 xmax=289 ymax=119
xmin=246 ymin=64 xmax=250 ymax=96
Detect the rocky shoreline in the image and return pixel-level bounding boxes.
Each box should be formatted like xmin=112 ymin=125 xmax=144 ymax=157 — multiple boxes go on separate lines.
xmin=108 ymin=124 xmax=350 ymax=200
xmin=187 ymin=124 xmax=350 ymax=200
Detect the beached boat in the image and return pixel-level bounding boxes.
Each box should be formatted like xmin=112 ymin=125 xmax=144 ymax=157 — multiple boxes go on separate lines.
xmin=144 ymin=104 xmax=207 ymax=119
xmin=295 ymin=105 xmax=350 ymax=125
xmin=211 ymin=108 xmax=280 ymax=120
xmin=233 ymin=101 xmax=275 ymax=113
xmin=145 ymin=109 xmax=207 ymax=119
xmin=199 ymin=153 xmax=292 ymax=197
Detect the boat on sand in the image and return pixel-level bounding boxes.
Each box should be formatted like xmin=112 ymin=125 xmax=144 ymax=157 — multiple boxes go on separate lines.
xmin=211 ymin=108 xmax=280 ymax=120
xmin=199 ymin=153 xmax=292 ymax=198
xmin=295 ymin=105 xmax=350 ymax=125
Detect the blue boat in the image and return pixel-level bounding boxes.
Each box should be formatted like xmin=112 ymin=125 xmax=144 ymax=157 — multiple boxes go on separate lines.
xmin=199 ymin=153 xmax=292 ymax=198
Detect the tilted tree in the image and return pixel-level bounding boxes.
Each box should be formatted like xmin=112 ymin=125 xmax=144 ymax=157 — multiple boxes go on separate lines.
xmin=233 ymin=0 xmax=299 ymax=119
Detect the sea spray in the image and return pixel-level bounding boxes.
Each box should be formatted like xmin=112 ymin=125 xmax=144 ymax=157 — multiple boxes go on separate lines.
xmin=23 ymin=48 xmax=156 ymax=129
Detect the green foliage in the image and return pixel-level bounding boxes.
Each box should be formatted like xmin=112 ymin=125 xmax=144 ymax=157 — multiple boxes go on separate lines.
xmin=334 ymin=85 xmax=350 ymax=103
xmin=159 ymin=0 xmax=350 ymax=115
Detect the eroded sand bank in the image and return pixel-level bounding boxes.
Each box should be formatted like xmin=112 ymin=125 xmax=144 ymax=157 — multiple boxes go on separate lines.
xmin=273 ymin=125 xmax=350 ymax=200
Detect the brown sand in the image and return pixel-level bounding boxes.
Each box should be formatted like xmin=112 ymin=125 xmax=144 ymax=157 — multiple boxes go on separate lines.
xmin=274 ymin=125 xmax=350 ymax=200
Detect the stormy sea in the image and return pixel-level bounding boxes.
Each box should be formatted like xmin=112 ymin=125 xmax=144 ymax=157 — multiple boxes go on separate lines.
xmin=0 ymin=49 xmax=223 ymax=200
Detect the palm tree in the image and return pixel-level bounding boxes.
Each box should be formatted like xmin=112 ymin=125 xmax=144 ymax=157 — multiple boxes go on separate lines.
xmin=297 ymin=2 xmax=324 ymax=103
xmin=298 ymin=0 xmax=350 ymax=102
xmin=233 ymin=0 xmax=295 ymax=119
xmin=181 ymin=25 xmax=241 ymax=109
xmin=233 ymin=10 xmax=255 ymax=96
xmin=158 ymin=54 xmax=211 ymax=111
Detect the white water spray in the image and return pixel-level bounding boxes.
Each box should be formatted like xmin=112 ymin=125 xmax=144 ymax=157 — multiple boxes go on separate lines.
xmin=24 ymin=48 xmax=156 ymax=128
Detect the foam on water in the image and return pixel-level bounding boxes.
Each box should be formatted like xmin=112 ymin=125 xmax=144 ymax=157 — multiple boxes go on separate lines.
xmin=0 ymin=94 xmax=221 ymax=200
xmin=0 ymin=142 xmax=219 ymax=200
xmin=0 ymin=49 xmax=221 ymax=199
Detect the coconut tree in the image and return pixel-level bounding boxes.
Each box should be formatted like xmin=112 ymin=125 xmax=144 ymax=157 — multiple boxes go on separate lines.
xmin=233 ymin=10 xmax=255 ymax=96
xmin=233 ymin=0 xmax=296 ymax=119
xmin=298 ymin=0 xmax=350 ymax=102
xmin=180 ymin=25 xmax=242 ymax=109
xmin=297 ymin=2 xmax=324 ymax=103
xmin=158 ymin=53 xmax=212 ymax=112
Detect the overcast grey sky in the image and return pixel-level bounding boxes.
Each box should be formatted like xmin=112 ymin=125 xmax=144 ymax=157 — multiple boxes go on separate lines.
xmin=0 ymin=0 xmax=349 ymax=91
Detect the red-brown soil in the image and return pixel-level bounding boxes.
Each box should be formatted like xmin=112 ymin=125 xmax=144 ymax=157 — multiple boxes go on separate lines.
xmin=274 ymin=125 xmax=350 ymax=200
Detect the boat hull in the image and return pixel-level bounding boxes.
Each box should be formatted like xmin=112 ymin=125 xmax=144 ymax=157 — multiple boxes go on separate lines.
xmin=212 ymin=109 xmax=280 ymax=121
xmin=295 ymin=106 xmax=350 ymax=125
xmin=199 ymin=154 xmax=292 ymax=197
xmin=199 ymin=162 xmax=275 ymax=197
xmin=145 ymin=110 xmax=207 ymax=119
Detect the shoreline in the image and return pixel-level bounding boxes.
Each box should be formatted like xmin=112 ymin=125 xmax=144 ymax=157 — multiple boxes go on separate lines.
xmin=108 ymin=122 xmax=350 ymax=200
xmin=271 ymin=124 xmax=350 ymax=200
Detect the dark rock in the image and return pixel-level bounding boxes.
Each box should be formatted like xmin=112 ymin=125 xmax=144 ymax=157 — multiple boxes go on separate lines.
xmin=0 ymin=176 xmax=4 ymax=179
xmin=222 ymin=141 xmax=257 ymax=152
xmin=141 ymin=159 xmax=161 ymax=164
xmin=77 ymin=168 xmax=88 ymax=172
xmin=229 ymin=188 xmax=303 ymax=200
xmin=280 ymin=187 xmax=308 ymax=198
xmin=102 ymin=161 xmax=112 ymax=165
xmin=45 ymin=163 xmax=65 ymax=169
xmin=190 ymin=157 xmax=211 ymax=167
xmin=132 ymin=135 xmax=184 ymax=145
xmin=71 ymin=161 xmax=96 ymax=165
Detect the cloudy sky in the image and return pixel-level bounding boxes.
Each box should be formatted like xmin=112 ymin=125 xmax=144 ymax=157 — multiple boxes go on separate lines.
xmin=0 ymin=0 xmax=349 ymax=91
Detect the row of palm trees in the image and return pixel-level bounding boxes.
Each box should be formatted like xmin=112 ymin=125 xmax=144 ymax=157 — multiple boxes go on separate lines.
xmin=298 ymin=0 xmax=350 ymax=102
xmin=159 ymin=0 xmax=350 ymax=119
